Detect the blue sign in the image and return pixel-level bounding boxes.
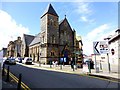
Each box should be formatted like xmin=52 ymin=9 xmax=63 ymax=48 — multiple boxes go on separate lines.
xmin=60 ymin=58 xmax=63 ymax=62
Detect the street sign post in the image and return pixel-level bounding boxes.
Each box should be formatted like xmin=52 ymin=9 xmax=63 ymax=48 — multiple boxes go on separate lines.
xmin=93 ymin=41 xmax=109 ymax=73
xmin=93 ymin=41 xmax=109 ymax=54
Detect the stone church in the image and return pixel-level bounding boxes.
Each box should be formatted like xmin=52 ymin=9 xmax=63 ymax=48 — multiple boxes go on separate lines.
xmin=23 ymin=4 xmax=83 ymax=64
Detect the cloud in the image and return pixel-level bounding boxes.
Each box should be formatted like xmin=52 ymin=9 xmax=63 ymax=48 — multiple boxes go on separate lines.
xmin=80 ymin=16 xmax=88 ymax=22
xmin=82 ymin=24 xmax=115 ymax=55
xmin=86 ymin=24 xmax=109 ymax=40
xmin=0 ymin=10 xmax=30 ymax=49
xmin=80 ymin=16 xmax=95 ymax=23
xmin=76 ymin=2 xmax=92 ymax=15
xmin=74 ymin=2 xmax=95 ymax=23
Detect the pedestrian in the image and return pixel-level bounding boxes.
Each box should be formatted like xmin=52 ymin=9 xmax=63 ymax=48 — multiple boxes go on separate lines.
xmin=70 ymin=57 xmax=74 ymax=69
xmin=55 ymin=61 xmax=58 ymax=67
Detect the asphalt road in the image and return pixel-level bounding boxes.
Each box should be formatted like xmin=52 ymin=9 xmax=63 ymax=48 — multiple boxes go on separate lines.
xmin=4 ymin=64 xmax=119 ymax=88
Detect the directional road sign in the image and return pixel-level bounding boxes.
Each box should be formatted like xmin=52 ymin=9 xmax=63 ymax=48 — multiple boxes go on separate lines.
xmin=93 ymin=41 xmax=109 ymax=54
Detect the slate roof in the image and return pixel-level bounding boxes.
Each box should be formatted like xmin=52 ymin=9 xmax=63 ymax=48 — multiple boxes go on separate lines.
xmin=29 ymin=33 xmax=40 ymax=46
xmin=24 ymin=34 xmax=35 ymax=46
xmin=41 ymin=4 xmax=58 ymax=18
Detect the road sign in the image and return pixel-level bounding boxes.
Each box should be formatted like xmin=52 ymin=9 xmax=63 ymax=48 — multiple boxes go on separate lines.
xmin=93 ymin=41 xmax=109 ymax=54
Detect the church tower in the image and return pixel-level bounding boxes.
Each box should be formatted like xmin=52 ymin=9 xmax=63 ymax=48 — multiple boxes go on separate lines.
xmin=40 ymin=4 xmax=59 ymax=64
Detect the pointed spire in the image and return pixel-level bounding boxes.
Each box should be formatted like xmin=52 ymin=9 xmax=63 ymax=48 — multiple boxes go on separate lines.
xmin=65 ymin=15 xmax=66 ymax=18
xmin=41 ymin=4 xmax=58 ymax=18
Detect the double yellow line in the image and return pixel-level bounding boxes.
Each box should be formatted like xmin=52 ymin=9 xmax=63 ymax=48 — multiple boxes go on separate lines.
xmin=4 ymin=69 xmax=31 ymax=90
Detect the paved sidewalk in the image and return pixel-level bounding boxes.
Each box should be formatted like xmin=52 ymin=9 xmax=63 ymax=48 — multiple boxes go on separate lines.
xmin=22 ymin=62 xmax=120 ymax=82
xmin=2 ymin=74 xmax=17 ymax=89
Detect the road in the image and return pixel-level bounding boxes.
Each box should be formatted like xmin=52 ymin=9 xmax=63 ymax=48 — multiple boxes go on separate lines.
xmin=4 ymin=64 xmax=119 ymax=88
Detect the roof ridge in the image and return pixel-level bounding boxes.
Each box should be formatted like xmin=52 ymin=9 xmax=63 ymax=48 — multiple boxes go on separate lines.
xmin=24 ymin=34 xmax=35 ymax=37
xmin=41 ymin=3 xmax=58 ymax=18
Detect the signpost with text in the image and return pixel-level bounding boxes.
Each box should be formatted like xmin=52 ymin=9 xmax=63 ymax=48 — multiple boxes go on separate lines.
xmin=93 ymin=41 xmax=109 ymax=54
xmin=93 ymin=41 xmax=110 ymax=73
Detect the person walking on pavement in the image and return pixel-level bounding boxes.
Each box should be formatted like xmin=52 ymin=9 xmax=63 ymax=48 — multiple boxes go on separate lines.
xmin=70 ymin=57 xmax=74 ymax=69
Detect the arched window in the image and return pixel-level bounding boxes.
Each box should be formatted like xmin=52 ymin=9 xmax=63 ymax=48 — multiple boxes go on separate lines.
xmin=51 ymin=51 xmax=55 ymax=56
xmin=50 ymin=19 xmax=54 ymax=26
xmin=51 ymin=35 xmax=55 ymax=44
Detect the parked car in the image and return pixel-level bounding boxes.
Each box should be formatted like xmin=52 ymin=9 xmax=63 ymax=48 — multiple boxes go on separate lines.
xmin=22 ymin=57 xmax=32 ymax=64
xmin=15 ymin=57 xmax=23 ymax=63
xmin=9 ymin=57 xmax=16 ymax=65
xmin=4 ymin=57 xmax=10 ymax=64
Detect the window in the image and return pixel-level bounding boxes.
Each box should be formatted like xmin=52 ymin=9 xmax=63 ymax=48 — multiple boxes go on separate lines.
xmin=50 ymin=19 xmax=53 ymax=25
xmin=51 ymin=52 xmax=55 ymax=56
xmin=51 ymin=35 xmax=55 ymax=44
xmin=53 ymin=36 xmax=55 ymax=43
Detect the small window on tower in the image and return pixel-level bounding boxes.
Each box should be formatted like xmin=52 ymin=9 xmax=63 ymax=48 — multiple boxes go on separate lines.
xmin=51 ymin=35 xmax=55 ymax=44
xmin=50 ymin=19 xmax=53 ymax=25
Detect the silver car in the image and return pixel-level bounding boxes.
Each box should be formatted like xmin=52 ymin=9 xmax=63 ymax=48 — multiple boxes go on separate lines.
xmin=22 ymin=57 xmax=32 ymax=64
xmin=9 ymin=57 xmax=16 ymax=65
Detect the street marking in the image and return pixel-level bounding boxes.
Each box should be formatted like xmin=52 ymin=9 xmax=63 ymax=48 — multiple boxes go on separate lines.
xmin=4 ymin=69 xmax=31 ymax=90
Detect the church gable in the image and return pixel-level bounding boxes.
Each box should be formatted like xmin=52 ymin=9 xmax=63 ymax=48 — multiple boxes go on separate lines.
xmin=59 ymin=17 xmax=73 ymax=33
xmin=59 ymin=17 xmax=74 ymax=46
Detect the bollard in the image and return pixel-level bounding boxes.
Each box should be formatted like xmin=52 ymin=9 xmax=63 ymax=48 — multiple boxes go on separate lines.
xmin=17 ymin=74 xmax=22 ymax=90
xmin=50 ymin=61 xmax=52 ymax=68
xmin=108 ymin=63 xmax=111 ymax=73
xmin=73 ymin=65 xmax=75 ymax=71
xmin=39 ymin=61 xmax=41 ymax=67
xmin=6 ymin=66 xmax=10 ymax=82
xmin=88 ymin=62 xmax=91 ymax=73
xmin=2 ymin=63 xmax=5 ymax=76
xmin=75 ymin=58 xmax=77 ymax=70
xmin=60 ymin=62 xmax=62 ymax=70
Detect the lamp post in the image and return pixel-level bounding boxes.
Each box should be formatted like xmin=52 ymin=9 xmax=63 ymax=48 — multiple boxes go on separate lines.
xmin=72 ymin=51 xmax=76 ymax=71
xmin=60 ymin=56 xmax=63 ymax=70
xmin=39 ymin=41 xmax=42 ymax=67
xmin=104 ymin=37 xmax=111 ymax=73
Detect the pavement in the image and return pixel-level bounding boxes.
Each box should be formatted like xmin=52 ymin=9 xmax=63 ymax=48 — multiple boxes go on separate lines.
xmin=2 ymin=62 xmax=120 ymax=89
xmin=2 ymin=72 xmax=18 ymax=89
